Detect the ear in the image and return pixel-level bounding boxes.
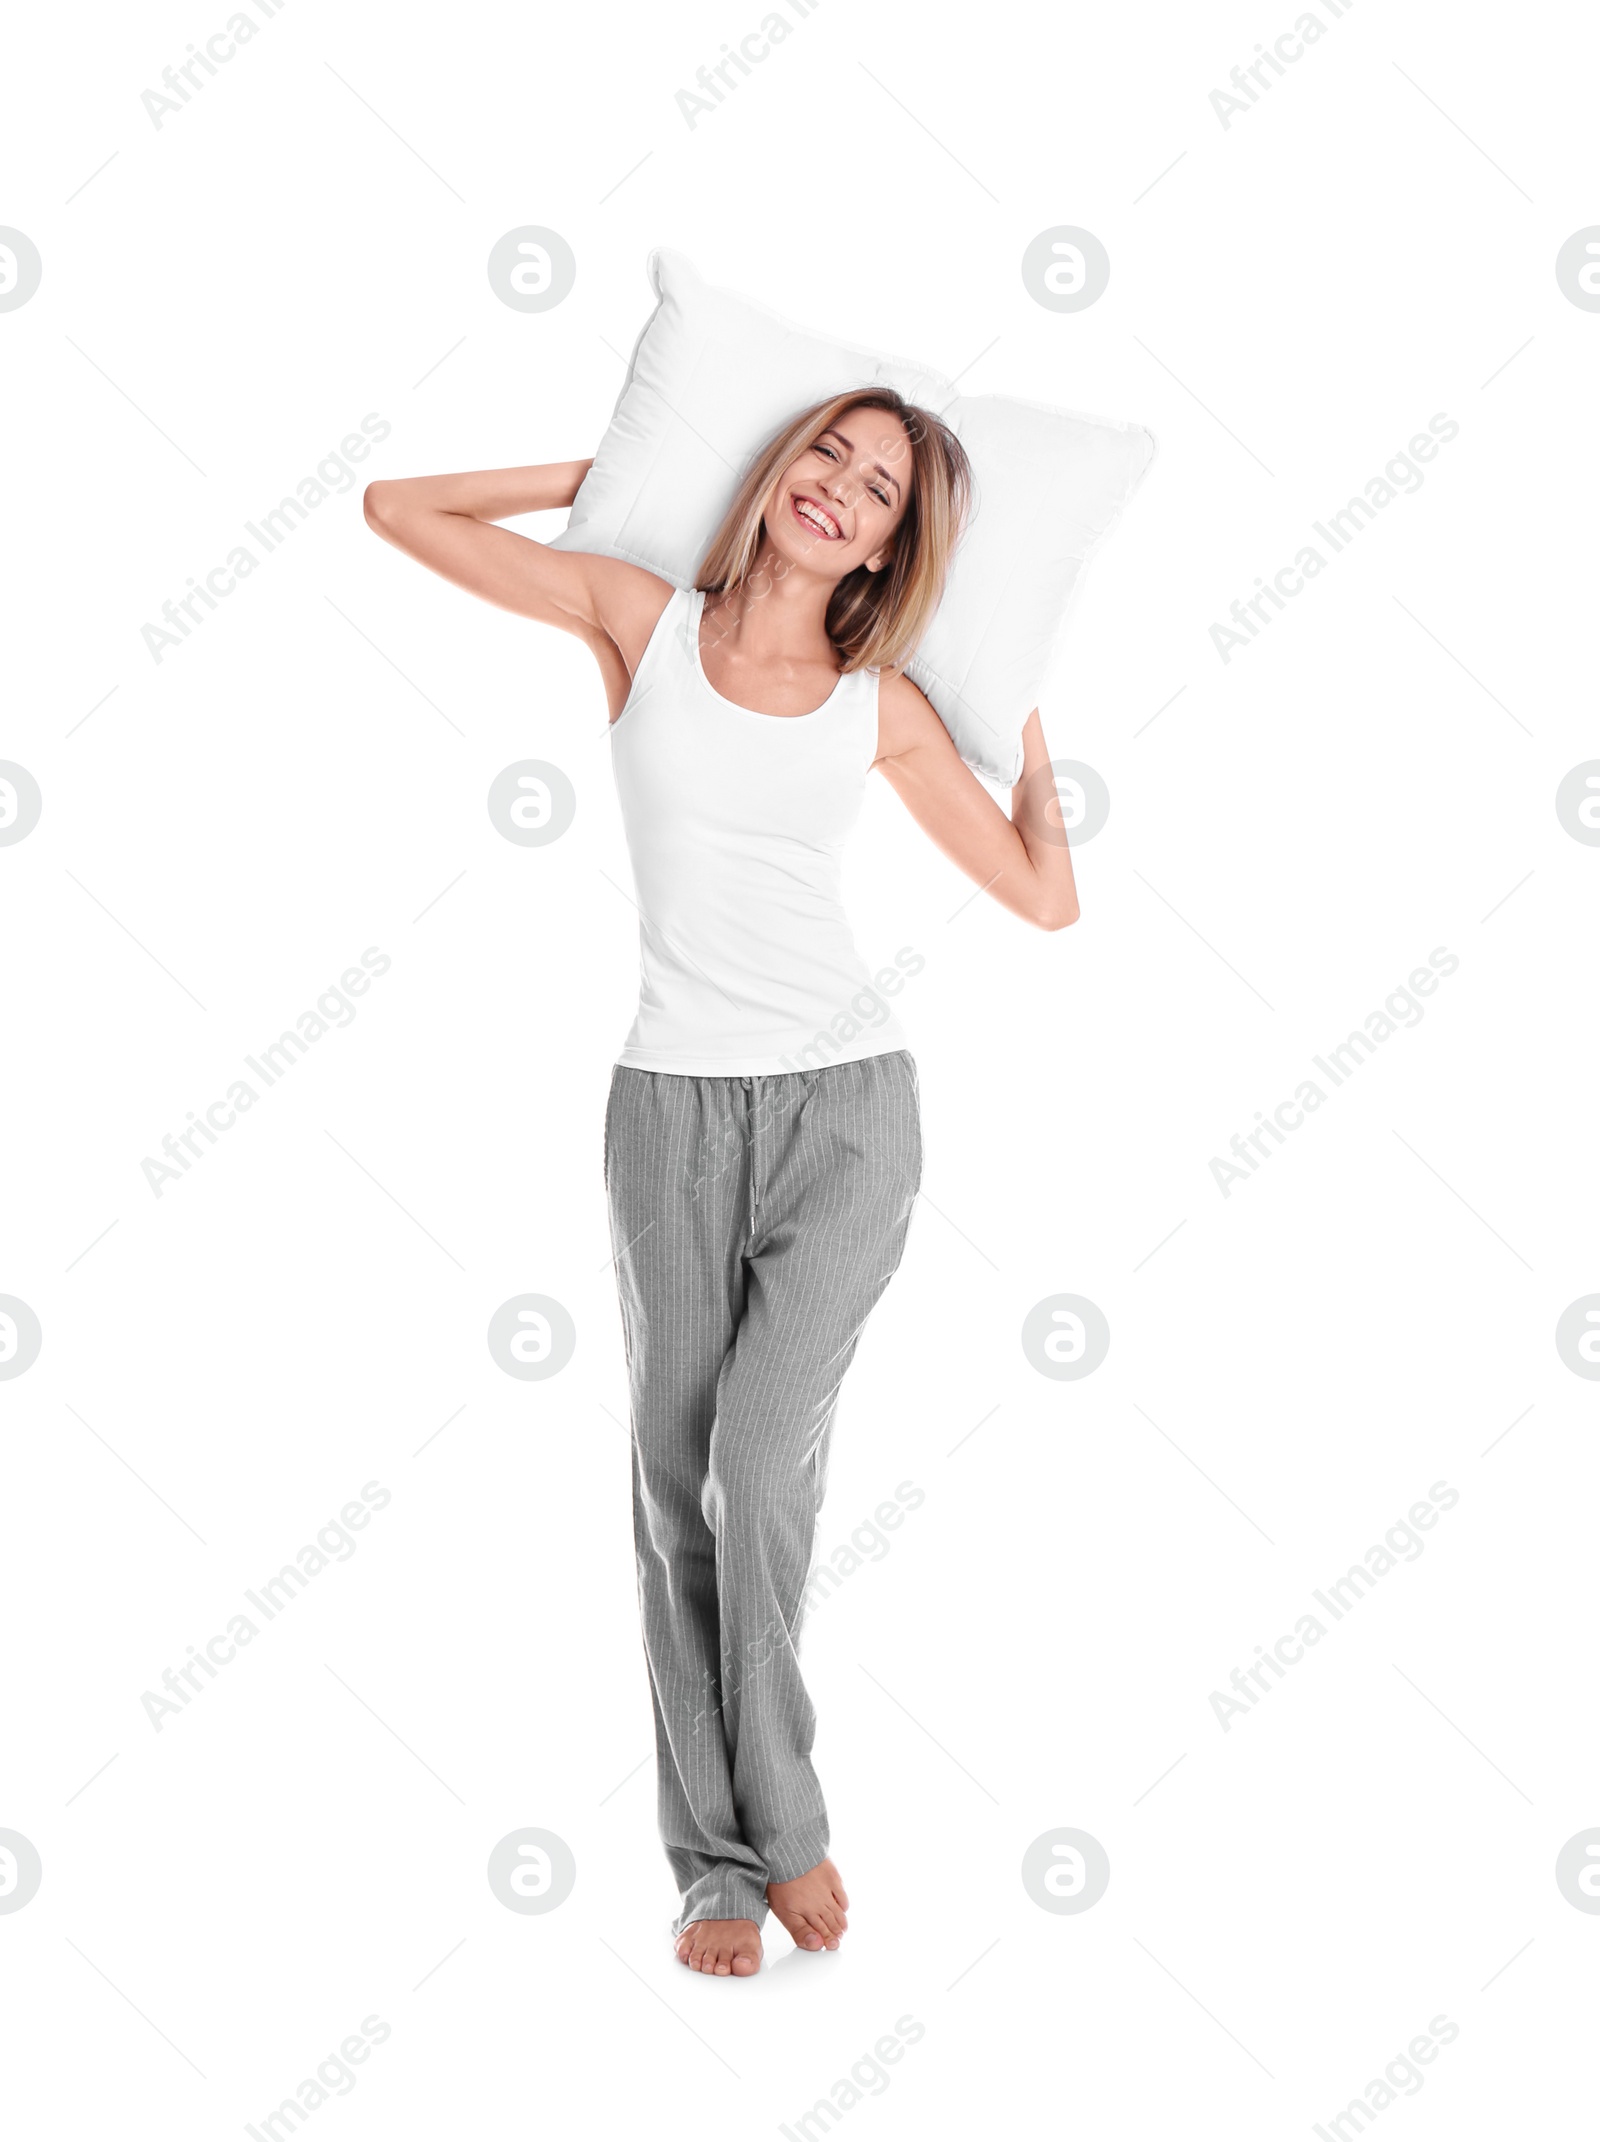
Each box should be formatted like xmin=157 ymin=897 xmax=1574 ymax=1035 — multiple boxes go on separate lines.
xmin=865 ymin=542 xmax=894 ymax=574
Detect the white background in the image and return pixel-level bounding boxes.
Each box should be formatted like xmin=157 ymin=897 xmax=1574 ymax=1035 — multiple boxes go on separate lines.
xmin=4 ymin=0 xmax=1598 ymax=2134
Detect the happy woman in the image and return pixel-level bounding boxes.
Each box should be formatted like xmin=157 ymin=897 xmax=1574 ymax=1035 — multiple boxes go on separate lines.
xmin=363 ymin=388 xmax=1078 ymax=1978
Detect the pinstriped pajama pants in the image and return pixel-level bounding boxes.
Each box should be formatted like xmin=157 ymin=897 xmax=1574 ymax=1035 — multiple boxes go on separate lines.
xmin=603 ymin=1051 xmax=922 ymax=1936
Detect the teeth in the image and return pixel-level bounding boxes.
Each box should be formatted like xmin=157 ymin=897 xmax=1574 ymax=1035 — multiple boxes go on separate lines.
xmin=796 ymin=498 xmax=839 ymax=537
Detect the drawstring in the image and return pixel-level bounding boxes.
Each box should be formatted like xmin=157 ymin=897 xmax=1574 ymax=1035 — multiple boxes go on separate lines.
xmin=739 ymin=1077 xmax=757 ymax=1245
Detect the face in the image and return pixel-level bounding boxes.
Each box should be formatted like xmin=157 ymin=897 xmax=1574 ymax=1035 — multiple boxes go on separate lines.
xmin=763 ymin=403 xmax=915 ymax=582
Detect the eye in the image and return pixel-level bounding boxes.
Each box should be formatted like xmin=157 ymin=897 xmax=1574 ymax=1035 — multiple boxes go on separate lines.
xmin=871 ymin=485 xmax=890 ymax=505
xmin=814 ymin=441 xmax=839 ymax=461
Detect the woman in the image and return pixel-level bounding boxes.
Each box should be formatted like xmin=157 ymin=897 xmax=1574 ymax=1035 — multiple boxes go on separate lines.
xmin=364 ymin=387 xmax=1078 ymax=1978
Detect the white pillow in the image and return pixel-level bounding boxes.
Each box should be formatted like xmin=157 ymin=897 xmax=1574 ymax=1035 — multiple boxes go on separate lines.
xmin=552 ymin=249 xmax=1155 ymax=784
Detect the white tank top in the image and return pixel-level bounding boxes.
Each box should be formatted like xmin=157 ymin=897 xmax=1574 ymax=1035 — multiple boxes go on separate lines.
xmin=607 ymin=585 xmax=914 ymax=1075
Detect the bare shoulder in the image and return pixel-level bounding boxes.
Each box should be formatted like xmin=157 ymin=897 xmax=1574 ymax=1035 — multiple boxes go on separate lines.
xmin=872 ymin=666 xmax=956 ymax=770
xmin=580 ymin=556 xmax=677 ymax=673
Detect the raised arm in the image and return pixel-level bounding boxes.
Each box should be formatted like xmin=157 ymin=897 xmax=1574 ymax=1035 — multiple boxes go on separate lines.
xmin=872 ymin=671 xmax=1080 ymax=930
xmin=362 ymin=461 xmax=673 ymax=704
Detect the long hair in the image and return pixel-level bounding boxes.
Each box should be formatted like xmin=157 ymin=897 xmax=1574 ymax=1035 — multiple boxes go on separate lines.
xmin=695 ymin=387 xmax=972 ymax=674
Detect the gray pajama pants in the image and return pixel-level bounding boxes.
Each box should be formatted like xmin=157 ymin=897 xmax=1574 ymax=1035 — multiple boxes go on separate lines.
xmin=603 ymin=1051 xmax=922 ymax=1935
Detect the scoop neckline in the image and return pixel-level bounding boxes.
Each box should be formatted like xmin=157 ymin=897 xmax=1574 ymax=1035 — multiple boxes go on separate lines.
xmin=690 ymin=588 xmax=847 ymax=721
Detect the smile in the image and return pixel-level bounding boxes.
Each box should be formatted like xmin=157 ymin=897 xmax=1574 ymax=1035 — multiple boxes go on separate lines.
xmin=790 ymin=494 xmax=843 ymax=541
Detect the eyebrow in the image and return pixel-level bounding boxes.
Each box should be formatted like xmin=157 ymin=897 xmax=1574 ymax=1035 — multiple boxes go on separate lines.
xmin=820 ymin=427 xmax=902 ymax=500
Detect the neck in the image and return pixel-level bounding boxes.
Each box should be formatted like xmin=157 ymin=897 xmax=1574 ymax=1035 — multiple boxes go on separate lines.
xmin=706 ymin=540 xmax=840 ymax=659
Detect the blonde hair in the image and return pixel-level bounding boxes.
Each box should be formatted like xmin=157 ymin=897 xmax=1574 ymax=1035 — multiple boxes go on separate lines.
xmin=695 ymin=388 xmax=972 ymax=674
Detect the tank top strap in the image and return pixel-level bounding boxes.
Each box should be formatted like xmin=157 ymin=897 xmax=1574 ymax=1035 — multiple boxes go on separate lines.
xmin=617 ymin=584 xmax=690 ymax=722
xmin=837 ymin=659 xmax=881 ymax=768
xmin=655 ymin=582 xmax=693 ymax=677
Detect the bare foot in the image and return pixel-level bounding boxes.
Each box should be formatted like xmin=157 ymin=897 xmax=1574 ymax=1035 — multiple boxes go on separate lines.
xmin=674 ymin=1919 xmax=762 ymax=1976
xmin=766 ymin=1858 xmax=849 ymax=1952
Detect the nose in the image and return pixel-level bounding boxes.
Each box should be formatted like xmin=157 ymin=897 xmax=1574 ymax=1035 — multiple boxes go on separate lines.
xmin=814 ymin=476 xmax=858 ymax=530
